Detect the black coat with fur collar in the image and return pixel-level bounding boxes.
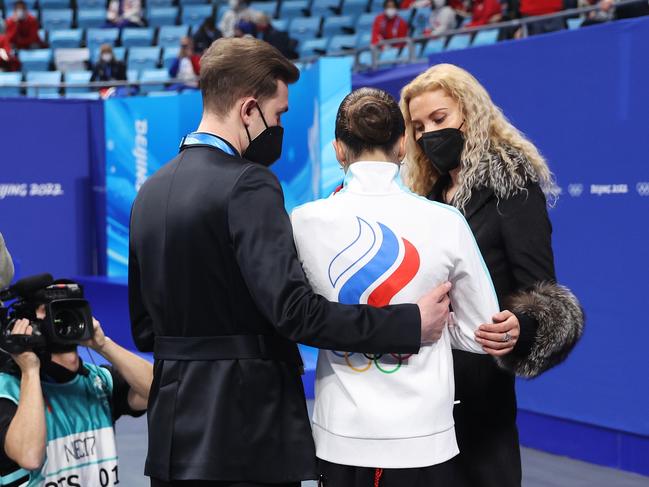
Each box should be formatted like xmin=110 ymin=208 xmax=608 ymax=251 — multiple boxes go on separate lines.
xmin=429 ymin=175 xmax=584 ymax=487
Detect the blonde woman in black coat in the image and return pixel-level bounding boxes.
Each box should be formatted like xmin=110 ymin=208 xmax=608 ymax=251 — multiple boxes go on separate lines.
xmin=400 ymin=63 xmax=585 ymax=487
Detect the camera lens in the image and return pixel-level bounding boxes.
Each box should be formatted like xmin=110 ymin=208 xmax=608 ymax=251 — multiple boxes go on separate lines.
xmin=52 ymin=309 xmax=85 ymax=340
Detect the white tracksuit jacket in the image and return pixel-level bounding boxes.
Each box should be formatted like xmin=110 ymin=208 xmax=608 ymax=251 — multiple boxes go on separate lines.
xmin=290 ymin=161 xmax=500 ymax=469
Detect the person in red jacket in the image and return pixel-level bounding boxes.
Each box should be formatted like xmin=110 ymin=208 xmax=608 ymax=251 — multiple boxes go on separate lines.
xmin=168 ymin=37 xmax=201 ymax=90
xmin=519 ymin=0 xmax=566 ymax=34
xmin=466 ymin=0 xmax=503 ymax=26
xmin=5 ymin=0 xmax=45 ymax=50
xmin=0 ymin=20 xmax=21 ymax=72
xmin=371 ymin=0 xmax=409 ymax=49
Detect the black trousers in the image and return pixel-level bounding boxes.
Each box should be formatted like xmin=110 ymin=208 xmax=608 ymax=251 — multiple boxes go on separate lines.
xmin=151 ymin=480 xmax=300 ymax=487
xmin=317 ymin=457 xmax=458 ymax=487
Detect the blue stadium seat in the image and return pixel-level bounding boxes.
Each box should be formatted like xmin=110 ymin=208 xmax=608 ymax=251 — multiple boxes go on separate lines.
xmin=216 ymin=4 xmax=230 ymax=22
xmin=127 ymin=46 xmax=161 ymax=71
xmin=147 ymin=90 xmax=178 ymax=96
xmin=87 ymin=28 xmax=119 ymax=50
xmin=398 ymin=8 xmax=414 ymax=23
xmin=421 ymin=37 xmax=444 ymax=55
xmin=357 ymin=30 xmax=372 ymax=47
xmin=279 ymin=0 xmax=309 ymax=20
xmin=41 ymin=9 xmax=73 ymax=30
xmin=19 ymin=48 xmax=52 ymax=71
xmin=121 ymin=27 xmax=155 ymax=47
xmin=162 ymin=46 xmax=180 ymax=69
xmin=148 ymin=0 xmax=174 ymax=6
xmin=19 ymin=0 xmax=38 ymax=9
xmin=77 ymin=9 xmax=107 ymax=28
xmin=379 ymin=46 xmax=400 ymax=62
xmin=49 ymin=29 xmax=83 ymax=48
xmin=26 ymin=70 xmax=61 ymax=97
xmin=181 ymin=4 xmax=213 ymax=27
xmin=66 ymin=91 xmax=101 ymax=99
xmin=368 ymin=0 xmax=382 ymax=12
xmin=446 ymin=33 xmax=471 ymax=50
xmin=340 ymin=0 xmax=367 ymax=21
xmin=158 ymin=25 xmax=189 ymax=47
xmin=76 ymin=0 xmax=107 ymax=9
xmin=356 ymin=12 xmax=376 ymax=31
xmin=328 ymin=33 xmax=357 ymax=52
xmin=322 ymin=15 xmax=354 ymax=36
xmin=299 ymin=37 xmax=328 ymax=57
xmin=289 ymin=16 xmax=321 ymax=42
xmin=357 ymin=49 xmax=372 ymax=65
xmin=148 ymin=7 xmax=179 ymax=27
xmin=178 ymin=0 xmax=209 ymax=4
xmin=568 ymin=17 xmax=583 ymax=29
xmin=127 ymin=69 xmax=139 ymax=81
xmin=411 ymin=6 xmax=431 ymax=35
xmin=65 ymin=70 xmax=92 ymax=93
xmin=311 ymin=0 xmax=341 ymax=16
xmin=90 ymin=46 xmax=125 ymax=64
xmin=39 ymin=0 xmax=71 ymax=8
xmin=250 ymin=1 xmax=278 ymax=17
xmin=54 ymin=46 xmax=91 ymax=71
xmin=0 ymin=72 xmax=23 ymax=97
xmin=472 ymin=29 xmax=499 ymax=47
xmin=271 ymin=19 xmax=289 ymax=31
xmin=139 ymin=68 xmax=170 ymax=93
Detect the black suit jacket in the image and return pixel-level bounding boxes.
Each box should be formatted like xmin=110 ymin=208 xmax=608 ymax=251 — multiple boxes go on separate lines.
xmin=129 ymin=140 xmax=421 ymax=482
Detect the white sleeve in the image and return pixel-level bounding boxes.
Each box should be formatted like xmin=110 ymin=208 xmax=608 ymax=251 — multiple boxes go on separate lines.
xmin=447 ymin=214 xmax=500 ymax=353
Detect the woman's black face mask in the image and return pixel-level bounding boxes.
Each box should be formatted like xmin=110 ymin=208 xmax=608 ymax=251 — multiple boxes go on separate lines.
xmin=243 ymin=104 xmax=284 ymax=167
xmin=417 ymin=121 xmax=465 ymax=175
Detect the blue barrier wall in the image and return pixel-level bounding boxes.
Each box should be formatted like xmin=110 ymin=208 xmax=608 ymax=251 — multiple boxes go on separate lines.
xmin=105 ymin=91 xmax=203 ymax=275
xmin=353 ymin=18 xmax=649 ymax=475
xmin=0 ymin=98 xmax=105 ymax=279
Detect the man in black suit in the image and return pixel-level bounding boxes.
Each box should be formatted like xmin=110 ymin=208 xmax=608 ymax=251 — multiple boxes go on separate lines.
xmin=129 ymin=37 xmax=452 ymax=487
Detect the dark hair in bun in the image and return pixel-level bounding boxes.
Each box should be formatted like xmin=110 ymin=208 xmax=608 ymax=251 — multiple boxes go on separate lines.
xmin=335 ymin=87 xmax=405 ymax=161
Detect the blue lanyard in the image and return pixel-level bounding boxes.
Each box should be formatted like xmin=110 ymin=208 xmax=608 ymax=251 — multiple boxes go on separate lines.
xmin=179 ymin=132 xmax=236 ymax=157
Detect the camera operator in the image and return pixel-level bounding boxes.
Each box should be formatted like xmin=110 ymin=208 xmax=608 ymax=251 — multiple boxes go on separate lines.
xmin=0 ymin=302 xmax=153 ymax=486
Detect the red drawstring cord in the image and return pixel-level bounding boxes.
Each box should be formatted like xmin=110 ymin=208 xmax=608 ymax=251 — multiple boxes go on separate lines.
xmin=374 ymin=468 xmax=384 ymax=487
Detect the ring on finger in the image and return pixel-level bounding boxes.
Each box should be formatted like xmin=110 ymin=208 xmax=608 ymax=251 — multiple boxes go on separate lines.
xmin=502 ymin=332 xmax=512 ymax=343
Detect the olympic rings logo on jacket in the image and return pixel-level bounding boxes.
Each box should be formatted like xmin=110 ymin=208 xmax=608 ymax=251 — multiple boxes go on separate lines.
xmin=330 ymin=351 xmax=413 ymax=374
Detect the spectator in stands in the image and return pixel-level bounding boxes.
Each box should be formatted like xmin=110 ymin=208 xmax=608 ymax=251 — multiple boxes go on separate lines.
xmin=426 ymin=0 xmax=458 ymax=35
xmin=466 ymin=0 xmax=503 ymax=26
xmin=234 ymin=18 xmax=258 ymax=37
xmin=91 ymin=44 xmax=127 ymax=86
xmin=579 ymin=0 xmax=615 ymax=26
xmin=192 ymin=16 xmax=222 ymax=54
xmin=168 ymin=36 xmax=200 ymax=89
xmin=371 ymin=0 xmax=410 ymax=48
xmin=219 ymin=0 xmax=259 ymax=37
xmin=255 ymin=13 xmax=298 ymax=59
xmin=106 ymin=0 xmax=145 ymax=28
xmin=519 ymin=0 xmax=566 ymax=34
xmin=5 ymin=1 xmax=45 ymax=50
xmin=0 ymin=20 xmax=21 ymax=72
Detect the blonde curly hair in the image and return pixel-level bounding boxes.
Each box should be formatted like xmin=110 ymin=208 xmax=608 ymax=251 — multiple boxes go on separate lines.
xmin=400 ymin=63 xmax=559 ymax=210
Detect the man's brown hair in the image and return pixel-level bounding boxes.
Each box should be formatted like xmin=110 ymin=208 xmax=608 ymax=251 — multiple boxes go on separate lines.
xmin=200 ymin=37 xmax=300 ymax=117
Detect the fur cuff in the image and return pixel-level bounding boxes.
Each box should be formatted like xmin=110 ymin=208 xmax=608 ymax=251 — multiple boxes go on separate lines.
xmin=496 ymin=282 xmax=585 ymax=378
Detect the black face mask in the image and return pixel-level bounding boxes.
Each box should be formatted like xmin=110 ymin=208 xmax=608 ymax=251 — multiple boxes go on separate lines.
xmin=417 ymin=123 xmax=465 ymax=175
xmin=242 ymin=104 xmax=284 ymax=167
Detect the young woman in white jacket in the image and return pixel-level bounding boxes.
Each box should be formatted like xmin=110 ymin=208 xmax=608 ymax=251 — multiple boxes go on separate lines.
xmin=290 ymin=87 xmax=505 ymax=486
